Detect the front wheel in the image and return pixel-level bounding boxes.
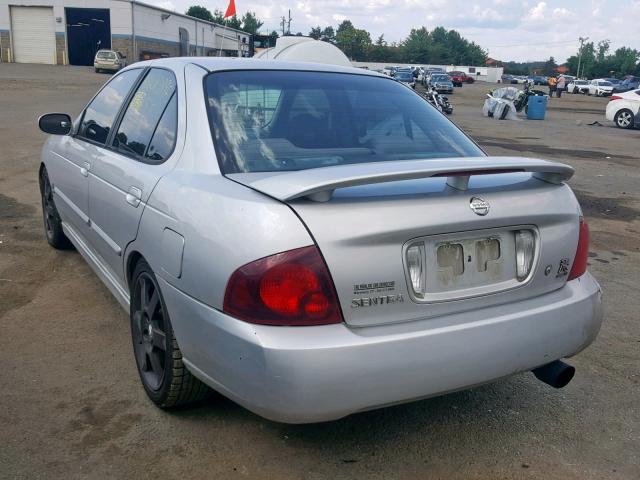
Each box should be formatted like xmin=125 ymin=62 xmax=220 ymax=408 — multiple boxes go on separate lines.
xmin=130 ymin=260 xmax=210 ymax=408
xmin=614 ymin=109 xmax=635 ymax=129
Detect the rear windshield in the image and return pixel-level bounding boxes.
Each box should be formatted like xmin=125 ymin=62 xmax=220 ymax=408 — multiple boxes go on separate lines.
xmin=599 ymin=81 xmax=612 ymax=86
xmin=396 ymin=72 xmax=413 ymax=80
xmin=432 ymin=75 xmax=450 ymax=82
xmin=96 ymin=51 xmax=115 ymax=59
xmin=204 ymin=71 xmax=483 ymax=174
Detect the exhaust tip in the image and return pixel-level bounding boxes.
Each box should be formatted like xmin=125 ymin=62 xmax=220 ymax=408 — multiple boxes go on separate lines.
xmin=532 ymin=360 xmax=575 ymax=389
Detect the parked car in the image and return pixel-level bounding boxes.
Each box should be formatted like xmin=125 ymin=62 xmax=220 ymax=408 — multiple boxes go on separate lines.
xmin=527 ymin=75 xmax=549 ymax=85
xmin=605 ymin=89 xmax=640 ymax=129
xmin=501 ymin=74 xmax=516 ymax=84
xmin=422 ymin=68 xmax=445 ymax=86
xmin=395 ymin=70 xmax=416 ymax=89
xmin=588 ymin=80 xmax=614 ymax=97
xmin=567 ymin=79 xmax=590 ymax=94
xmin=613 ymin=76 xmax=640 ymax=93
xmin=429 ymin=73 xmax=454 ymax=93
xmin=94 ymin=49 xmax=126 ymax=73
xmin=602 ymin=77 xmax=621 ymax=85
xmin=448 ymin=71 xmax=474 ymax=86
xmin=37 ymin=58 xmax=602 ymax=423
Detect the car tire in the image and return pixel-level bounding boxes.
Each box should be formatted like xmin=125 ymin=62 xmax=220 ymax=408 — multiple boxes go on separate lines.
xmin=614 ymin=109 xmax=635 ymax=129
xmin=39 ymin=166 xmax=73 ymax=250
xmin=130 ymin=259 xmax=211 ymax=408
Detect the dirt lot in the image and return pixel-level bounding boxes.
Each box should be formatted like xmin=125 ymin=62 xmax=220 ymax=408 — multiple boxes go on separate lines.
xmin=0 ymin=64 xmax=638 ymax=480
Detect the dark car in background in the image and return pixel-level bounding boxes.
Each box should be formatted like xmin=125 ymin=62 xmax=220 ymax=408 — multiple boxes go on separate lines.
xmin=429 ymin=73 xmax=454 ymax=93
xmin=395 ymin=69 xmax=416 ymax=89
xmin=613 ymin=76 xmax=640 ymax=93
xmin=528 ymin=75 xmax=549 ymax=85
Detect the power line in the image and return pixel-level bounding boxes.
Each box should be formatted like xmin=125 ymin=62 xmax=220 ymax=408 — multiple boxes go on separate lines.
xmin=485 ymin=40 xmax=578 ymax=48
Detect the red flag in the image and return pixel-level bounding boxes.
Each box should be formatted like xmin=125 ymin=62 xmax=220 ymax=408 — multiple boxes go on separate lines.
xmin=224 ymin=0 xmax=236 ymax=18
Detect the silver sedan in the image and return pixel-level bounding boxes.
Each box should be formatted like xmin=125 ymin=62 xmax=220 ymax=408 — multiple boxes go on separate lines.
xmin=37 ymin=58 xmax=603 ymax=423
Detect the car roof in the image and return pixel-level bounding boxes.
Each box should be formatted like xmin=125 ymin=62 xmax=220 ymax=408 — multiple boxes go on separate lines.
xmin=121 ymin=56 xmax=383 ymax=78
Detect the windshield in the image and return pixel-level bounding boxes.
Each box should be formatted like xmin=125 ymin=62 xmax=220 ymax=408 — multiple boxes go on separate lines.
xmin=599 ymin=81 xmax=612 ymax=86
xmin=205 ymin=70 xmax=484 ymax=174
xmin=396 ymin=72 xmax=413 ymax=80
xmin=432 ymin=75 xmax=450 ymax=82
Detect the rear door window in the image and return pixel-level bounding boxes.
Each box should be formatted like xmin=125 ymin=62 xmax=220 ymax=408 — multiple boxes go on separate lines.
xmin=77 ymin=69 xmax=141 ymax=144
xmin=112 ymin=68 xmax=177 ymax=161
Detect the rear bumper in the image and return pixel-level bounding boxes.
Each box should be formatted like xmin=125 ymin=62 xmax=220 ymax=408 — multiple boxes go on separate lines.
xmin=94 ymin=63 xmax=120 ymax=71
xmin=160 ymin=273 xmax=603 ymax=423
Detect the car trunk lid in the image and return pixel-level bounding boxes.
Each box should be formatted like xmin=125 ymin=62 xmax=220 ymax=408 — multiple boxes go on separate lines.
xmin=228 ymin=157 xmax=581 ymax=327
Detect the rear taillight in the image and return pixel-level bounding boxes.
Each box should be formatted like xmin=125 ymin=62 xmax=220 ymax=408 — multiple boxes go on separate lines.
xmin=223 ymin=246 xmax=343 ymax=326
xmin=568 ymin=219 xmax=589 ymax=280
xmin=610 ymin=95 xmax=622 ymax=101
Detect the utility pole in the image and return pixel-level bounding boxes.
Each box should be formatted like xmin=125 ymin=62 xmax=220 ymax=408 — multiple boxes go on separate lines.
xmin=577 ymin=36 xmax=588 ymax=79
xmin=286 ymin=9 xmax=292 ymax=35
xmin=280 ymin=16 xmax=286 ymax=36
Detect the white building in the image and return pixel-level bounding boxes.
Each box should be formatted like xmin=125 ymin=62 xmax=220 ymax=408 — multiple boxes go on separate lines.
xmin=0 ymin=0 xmax=250 ymax=65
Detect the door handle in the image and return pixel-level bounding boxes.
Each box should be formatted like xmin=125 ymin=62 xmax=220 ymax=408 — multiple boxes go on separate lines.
xmin=80 ymin=161 xmax=90 ymax=177
xmin=126 ymin=187 xmax=142 ymax=208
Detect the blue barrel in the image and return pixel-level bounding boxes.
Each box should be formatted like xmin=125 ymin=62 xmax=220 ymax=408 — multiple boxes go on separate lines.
xmin=527 ymin=95 xmax=549 ymax=120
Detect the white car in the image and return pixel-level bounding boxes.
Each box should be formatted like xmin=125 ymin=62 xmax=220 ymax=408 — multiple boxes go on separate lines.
xmin=588 ymin=80 xmax=614 ymax=97
xmin=567 ymin=80 xmax=589 ymax=94
xmin=605 ymin=89 xmax=640 ymax=129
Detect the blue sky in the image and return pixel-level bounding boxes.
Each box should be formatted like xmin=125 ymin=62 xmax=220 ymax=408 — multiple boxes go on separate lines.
xmin=151 ymin=0 xmax=640 ymax=62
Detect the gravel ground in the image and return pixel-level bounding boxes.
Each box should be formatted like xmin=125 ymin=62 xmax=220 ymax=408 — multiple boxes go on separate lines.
xmin=0 ymin=64 xmax=638 ymax=480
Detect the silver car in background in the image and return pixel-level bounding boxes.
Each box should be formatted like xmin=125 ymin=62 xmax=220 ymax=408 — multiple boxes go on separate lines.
xmin=37 ymin=58 xmax=603 ymax=423
xmin=94 ymin=49 xmax=126 ymax=73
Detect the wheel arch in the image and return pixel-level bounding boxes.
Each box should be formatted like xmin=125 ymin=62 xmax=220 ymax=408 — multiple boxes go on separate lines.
xmin=126 ymin=250 xmax=145 ymax=291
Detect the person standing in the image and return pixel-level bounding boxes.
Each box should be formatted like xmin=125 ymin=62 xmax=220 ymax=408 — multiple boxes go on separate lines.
xmin=556 ymin=76 xmax=566 ymax=98
xmin=548 ymin=76 xmax=557 ymax=97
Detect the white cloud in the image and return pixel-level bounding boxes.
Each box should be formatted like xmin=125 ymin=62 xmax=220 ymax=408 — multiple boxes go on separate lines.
xmin=526 ymin=1 xmax=546 ymax=20
xmin=159 ymin=0 xmax=640 ymax=62
xmin=153 ymin=1 xmax=175 ymax=11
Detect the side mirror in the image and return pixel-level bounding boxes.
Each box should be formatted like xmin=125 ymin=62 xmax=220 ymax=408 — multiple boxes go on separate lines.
xmin=39 ymin=113 xmax=72 ymax=135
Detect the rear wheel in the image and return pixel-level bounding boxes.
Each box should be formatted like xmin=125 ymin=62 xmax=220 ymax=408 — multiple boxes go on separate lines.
xmin=40 ymin=166 xmax=72 ymax=249
xmin=130 ymin=260 xmax=210 ymax=408
xmin=614 ymin=109 xmax=635 ymax=129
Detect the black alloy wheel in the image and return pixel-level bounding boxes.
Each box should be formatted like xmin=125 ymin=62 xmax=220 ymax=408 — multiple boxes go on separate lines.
xmin=131 ymin=271 xmax=168 ymax=392
xmin=40 ymin=166 xmax=72 ymax=249
xmin=130 ymin=260 xmax=210 ymax=408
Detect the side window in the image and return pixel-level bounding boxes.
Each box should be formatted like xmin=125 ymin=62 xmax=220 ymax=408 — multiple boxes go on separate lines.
xmin=145 ymin=93 xmax=177 ymax=163
xmin=78 ymin=69 xmax=141 ymax=144
xmin=113 ymin=68 xmax=177 ymax=161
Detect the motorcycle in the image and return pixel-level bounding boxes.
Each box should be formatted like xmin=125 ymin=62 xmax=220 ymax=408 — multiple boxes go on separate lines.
xmin=513 ymin=80 xmax=547 ymax=113
xmin=483 ymin=81 xmax=547 ymax=119
xmin=422 ymin=86 xmax=453 ymax=115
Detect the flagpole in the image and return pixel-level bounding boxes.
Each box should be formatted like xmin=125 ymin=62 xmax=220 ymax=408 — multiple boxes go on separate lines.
xmin=218 ymin=23 xmax=227 ymax=57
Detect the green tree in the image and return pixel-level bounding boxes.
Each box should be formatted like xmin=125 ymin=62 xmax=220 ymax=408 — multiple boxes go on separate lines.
xmin=241 ymin=12 xmax=263 ymax=34
xmin=542 ymin=56 xmax=558 ymax=75
xmin=186 ymin=5 xmax=214 ymax=22
xmin=309 ymin=26 xmax=322 ymax=40
xmin=335 ymin=20 xmax=371 ymax=60
xmin=321 ymin=26 xmax=335 ymax=43
xmin=402 ymin=27 xmax=430 ymax=63
xmin=212 ymin=9 xmax=241 ymax=29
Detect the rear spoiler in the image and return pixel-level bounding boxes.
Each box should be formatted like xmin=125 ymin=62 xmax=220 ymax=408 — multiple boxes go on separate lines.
xmin=228 ymin=156 xmax=574 ymax=202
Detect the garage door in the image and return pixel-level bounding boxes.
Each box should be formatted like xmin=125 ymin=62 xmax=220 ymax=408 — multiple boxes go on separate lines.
xmin=10 ymin=6 xmax=56 ymax=64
